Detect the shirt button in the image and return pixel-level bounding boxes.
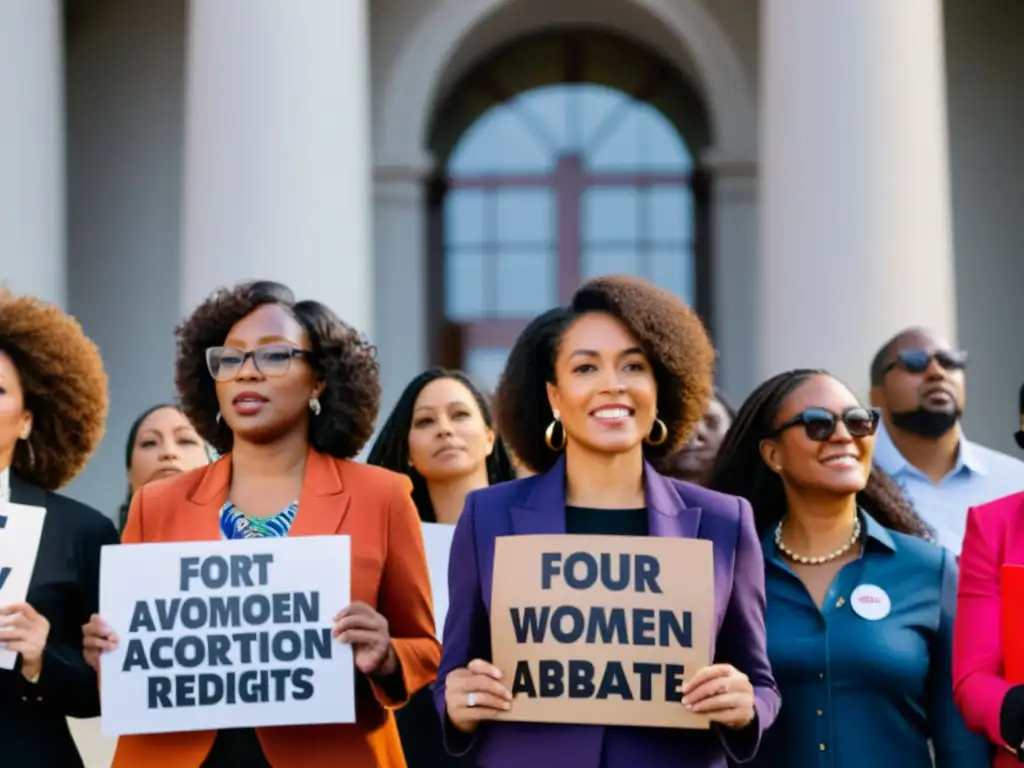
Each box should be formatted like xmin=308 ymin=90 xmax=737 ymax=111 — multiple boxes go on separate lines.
xmin=836 ymin=596 xmax=846 ymax=608
xmin=818 ymin=672 xmax=824 ymax=680
xmin=820 ymin=744 xmax=826 ymax=751
xmin=817 ymin=710 xmax=823 ymax=717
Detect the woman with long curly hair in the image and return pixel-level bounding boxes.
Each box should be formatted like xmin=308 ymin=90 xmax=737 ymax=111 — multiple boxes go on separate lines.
xmin=0 ymin=289 xmax=119 ymax=766
xmin=82 ymin=280 xmax=439 ymax=768
xmin=704 ymin=368 xmax=988 ymax=768
xmin=368 ymin=368 xmax=515 ymax=768
xmin=435 ymin=277 xmax=780 ymax=768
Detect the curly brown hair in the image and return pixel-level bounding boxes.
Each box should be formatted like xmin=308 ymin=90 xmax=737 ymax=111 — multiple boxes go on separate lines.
xmin=175 ymin=280 xmax=380 ymax=459
xmin=494 ymin=276 xmax=715 ymax=475
xmin=705 ymin=368 xmax=935 ymax=540
xmin=0 ymin=290 xmax=108 ymax=490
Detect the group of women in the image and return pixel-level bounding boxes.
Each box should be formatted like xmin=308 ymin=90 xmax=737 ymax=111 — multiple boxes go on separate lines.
xmin=0 ymin=274 xmax=1020 ymax=767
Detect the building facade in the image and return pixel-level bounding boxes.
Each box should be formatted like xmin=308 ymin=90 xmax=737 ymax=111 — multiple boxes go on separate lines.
xmin=2 ymin=0 xmax=1023 ymax=519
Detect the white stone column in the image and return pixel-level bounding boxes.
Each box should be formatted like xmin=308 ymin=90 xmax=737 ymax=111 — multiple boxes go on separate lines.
xmin=373 ymin=155 xmax=433 ymax=416
xmin=759 ymin=0 xmax=956 ymax=395
xmin=0 ymin=1 xmax=64 ymax=306
xmin=704 ymin=152 xmax=759 ymax=401
xmin=181 ymin=0 xmax=373 ymax=335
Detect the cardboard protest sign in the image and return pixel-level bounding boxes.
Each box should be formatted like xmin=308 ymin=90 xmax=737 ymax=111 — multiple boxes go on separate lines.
xmin=0 ymin=500 xmax=47 ymax=669
xmin=99 ymin=536 xmax=355 ymax=736
xmin=490 ymin=534 xmax=713 ymax=729
xmin=421 ymin=522 xmax=455 ymax=641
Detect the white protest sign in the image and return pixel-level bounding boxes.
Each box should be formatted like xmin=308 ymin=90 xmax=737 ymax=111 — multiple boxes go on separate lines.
xmin=420 ymin=523 xmax=455 ymax=641
xmin=99 ymin=536 xmax=355 ymax=736
xmin=0 ymin=500 xmax=47 ymax=669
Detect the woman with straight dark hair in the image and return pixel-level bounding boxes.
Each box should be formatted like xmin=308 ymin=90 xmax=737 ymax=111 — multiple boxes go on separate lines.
xmin=118 ymin=404 xmax=210 ymax=531
xmin=369 ymin=367 xmax=515 ymax=768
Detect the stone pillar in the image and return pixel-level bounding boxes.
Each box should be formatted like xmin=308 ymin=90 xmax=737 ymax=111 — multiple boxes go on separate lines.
xmin=181 ymin=0 xmax=373 ymax=335
xmin=373 ymin=155 xmax=434 ymax=417
xmin=0 ymin=1 xmax=64 ymax=305
xmin=759 ymin=0 xmax=956 ymax=394
xmin=704 ymin=152 xmax=758 ymax=401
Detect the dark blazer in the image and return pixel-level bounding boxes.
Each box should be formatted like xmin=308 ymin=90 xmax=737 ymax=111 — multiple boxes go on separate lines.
xmin=434 ymin=456 xmax=781 ymax=768
xmin=0 ymin=471 xmax=119 ymax=766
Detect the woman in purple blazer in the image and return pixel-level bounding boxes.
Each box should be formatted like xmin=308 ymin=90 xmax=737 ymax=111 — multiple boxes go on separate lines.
xmin=435 ymin=276 xmax=781 ymax=768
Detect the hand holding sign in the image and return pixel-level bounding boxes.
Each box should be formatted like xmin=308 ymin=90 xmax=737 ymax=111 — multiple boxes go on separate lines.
xmin=682 ymin=664 xmax=754 ymax=729
xmin=332 ymin=602 xmax=395 ymax=676
xmin=445 ymin=659 xmax=512 ymax=734
xmin=0 ymin=601 xmax=49 ymax=678
xmin=82 ymin=613 xmax=117 ymax=673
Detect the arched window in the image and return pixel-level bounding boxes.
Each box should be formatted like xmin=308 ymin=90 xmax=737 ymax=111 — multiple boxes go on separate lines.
xmin=428 ymin=32 xmax=712 ymax=391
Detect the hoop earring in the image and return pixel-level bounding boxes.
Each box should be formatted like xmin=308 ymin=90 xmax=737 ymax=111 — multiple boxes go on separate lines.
xmin=215 ymin=411 xmax=222 ymax=424
xmin=544 ymin=419 xmax=566 ymax=451
xmin=309 ymin=397 xmax=322 ymax=416
xmin=645 ymin=418 xmax=669 ymax=447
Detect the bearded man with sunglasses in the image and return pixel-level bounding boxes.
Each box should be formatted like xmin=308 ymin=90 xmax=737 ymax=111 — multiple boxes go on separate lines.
xmin=869 ymin=327 xmax=1024 ymax=555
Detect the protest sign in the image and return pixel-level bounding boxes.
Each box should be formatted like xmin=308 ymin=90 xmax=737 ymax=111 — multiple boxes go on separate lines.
xmin=0 ymin=499 xmax=47 ymax=669
xmin=99 ymin=536 xmax=355 ymax=736
xmin=421 ymin=522 xmax=455 ymax=641
xmin=490 ymin=534 xmax=713 ymax=729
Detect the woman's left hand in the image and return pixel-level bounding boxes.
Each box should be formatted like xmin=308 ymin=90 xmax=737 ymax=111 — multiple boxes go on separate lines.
xmin=332 ymin=602 xmax=396 ymax=677
xmin=682 ymin=663 xmax=755 ymax=730
xmin=0 ymin=602 xmax=50 ymax=678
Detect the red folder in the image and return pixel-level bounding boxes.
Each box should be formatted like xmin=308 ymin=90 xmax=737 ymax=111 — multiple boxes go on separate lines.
xmin=1002 ymin=565 xmax=1024 ymax=683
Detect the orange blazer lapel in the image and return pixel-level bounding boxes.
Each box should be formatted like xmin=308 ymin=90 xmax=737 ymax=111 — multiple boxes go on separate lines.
xmin=288 ymin=448 xmax=352 ymax=537
xmin=178 ymin=455 xmax=231 ymax=542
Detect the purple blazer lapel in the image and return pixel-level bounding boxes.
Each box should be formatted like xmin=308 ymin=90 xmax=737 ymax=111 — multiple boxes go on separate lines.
xmin=509 ymin=455 xmax=701 ymax=539
xmin=510 ymin=454 xmax=568 ymax=535
xmin=644 ymin=460 xmax=702 ymax=539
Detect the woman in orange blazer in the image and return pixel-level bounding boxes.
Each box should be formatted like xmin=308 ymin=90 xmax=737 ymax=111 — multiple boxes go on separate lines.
xmin=953 ymin=491 xmax=1024 ymax=765
xmin=82 ymin=280 xmax=440 ymax=768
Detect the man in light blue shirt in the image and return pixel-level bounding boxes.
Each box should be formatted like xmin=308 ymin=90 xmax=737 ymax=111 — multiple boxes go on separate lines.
xmin=869 ymin=327 xmax=1024 ymax=555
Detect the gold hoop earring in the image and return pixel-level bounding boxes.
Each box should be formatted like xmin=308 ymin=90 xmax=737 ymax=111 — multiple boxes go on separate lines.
xmin=544 ymin=419 xmax=566 ymax=451
xmin=645 ymin=418 xmax=669 ymax=447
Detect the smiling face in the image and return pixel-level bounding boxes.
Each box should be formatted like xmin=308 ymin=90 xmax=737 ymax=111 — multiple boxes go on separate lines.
xmin=128 ymin=407 xmax=209 ymax=492
xmin=0 ymin=352 xmax=31 ymax=471
xmin=759 ymin=374 xmax=873 ymax=496
xmin=545 ymin=312 xmax=658 ymax=458
xmin=407 ymin=377 xmax=495 ymax=483
xmin=213 ymin=303 xmax=324 ymax=446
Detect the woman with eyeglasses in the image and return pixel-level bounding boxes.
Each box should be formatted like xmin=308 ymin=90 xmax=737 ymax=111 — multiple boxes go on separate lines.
xmin=705 ymin=368 xmax=988 ymax=768
xmin=81 ymin=280 xmax=439 ymax=768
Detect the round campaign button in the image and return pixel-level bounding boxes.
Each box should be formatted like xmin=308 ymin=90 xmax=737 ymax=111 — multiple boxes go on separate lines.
xmin=850 ymin=584 xmax=891 ymax=621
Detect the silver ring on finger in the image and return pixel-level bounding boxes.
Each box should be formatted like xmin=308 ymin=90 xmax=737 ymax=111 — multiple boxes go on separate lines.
xmin=467 ymin=691 xmax=477 ymax=708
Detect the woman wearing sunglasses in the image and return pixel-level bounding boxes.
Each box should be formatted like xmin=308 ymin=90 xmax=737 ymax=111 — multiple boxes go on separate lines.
xmin=706 ymin=368 xmax=988 ymax=768
xmin=82 ymin=280 xmax=439 ymax=768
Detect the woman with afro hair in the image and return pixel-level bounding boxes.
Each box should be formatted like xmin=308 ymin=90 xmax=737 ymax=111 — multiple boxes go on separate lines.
xmin=82 ymin=280 xmax=439 ymax=768
xmin=0 ymin=289 xmax=119 ymax=766
xmin=704 ymin=368 xmax=987 ymax=767
xmin=434 ymin=277 xmax=780 ymax=768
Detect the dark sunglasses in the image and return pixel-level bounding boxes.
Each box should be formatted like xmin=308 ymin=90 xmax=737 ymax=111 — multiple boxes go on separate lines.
xmin=772 ymin=406 xmax=881 ymax=442
xmin=884 ymin=348 xmax=967 ymax=376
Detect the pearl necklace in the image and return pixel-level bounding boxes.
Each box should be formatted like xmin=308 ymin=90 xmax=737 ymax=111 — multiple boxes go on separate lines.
xmin=774 ymin=517 xmax=862 ymax=565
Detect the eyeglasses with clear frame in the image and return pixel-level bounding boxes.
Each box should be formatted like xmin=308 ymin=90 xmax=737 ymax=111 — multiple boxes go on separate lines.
xmin=205 ymin=344 xmax=312 ymax=382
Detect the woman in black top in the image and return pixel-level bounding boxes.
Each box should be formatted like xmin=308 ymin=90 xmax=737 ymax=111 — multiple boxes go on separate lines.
xmin=368 ymin=368 xmax=514 ymax=768
xmin=0 ymin=289 xmax=119 ymax=766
